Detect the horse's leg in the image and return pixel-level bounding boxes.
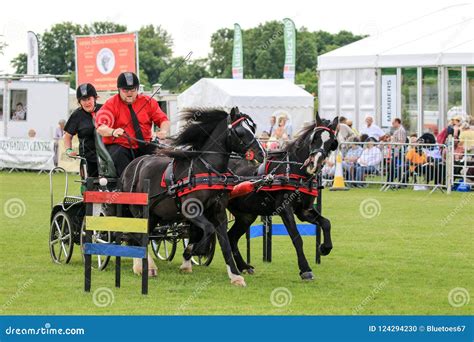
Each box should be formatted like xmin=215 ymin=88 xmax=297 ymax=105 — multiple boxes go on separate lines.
xmin=278 ymin=201 xmax=313 ymax=280
xmin=295 ymin=207 xmax=333 ymax=256
xmin=209 ymin=205 xmax=246 ymax=287
xmin=179 ymin=223 xmax=201 ymax=273
xmin=227 ymin=211 xmax=258 ymax=274
xmin=132 ymin=214 xmax=158 ymax=277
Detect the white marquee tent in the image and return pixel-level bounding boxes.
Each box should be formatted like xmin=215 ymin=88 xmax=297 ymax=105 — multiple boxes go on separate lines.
xmin=177 ymin=78 xmax=314 ymax=135
xmin=318 ymin=3 xmax=474 ymax=135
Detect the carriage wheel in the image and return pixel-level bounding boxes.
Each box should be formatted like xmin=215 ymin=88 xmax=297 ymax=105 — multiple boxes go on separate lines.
xmin=80 ymin=221 xmax=111 ymax=271
xmin=151 ymin=238 xmax=177 ymax=261
xmin=49 ymin=211 xmax=74 ymax=264
xmin=182 ymin=233 xmax=216 ymax=266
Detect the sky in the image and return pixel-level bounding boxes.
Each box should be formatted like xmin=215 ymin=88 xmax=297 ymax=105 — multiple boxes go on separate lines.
xmin=0 ymin=0 xmax=471 ymax=73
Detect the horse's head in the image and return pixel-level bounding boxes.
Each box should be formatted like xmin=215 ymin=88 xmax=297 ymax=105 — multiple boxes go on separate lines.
xmin=305 ymin=114 xmax=339 ymax=175
xmin=228 ymin=107 xmax=266 ymax=163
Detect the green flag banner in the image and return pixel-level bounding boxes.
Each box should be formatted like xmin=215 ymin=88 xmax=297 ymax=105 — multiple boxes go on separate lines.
xmin=232 ymin=23 xmax=243 ymax=79
xmin=283 ymin=18 xmax=296 ymax=82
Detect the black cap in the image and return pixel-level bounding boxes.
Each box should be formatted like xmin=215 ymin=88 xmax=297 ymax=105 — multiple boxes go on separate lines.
xmin=117 ymin=72 xmax=139 ymax=89
xmin=76 ymin=83 xmax=97 ymax=100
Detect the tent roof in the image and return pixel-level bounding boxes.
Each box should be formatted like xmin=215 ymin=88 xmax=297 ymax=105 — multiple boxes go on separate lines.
xmin=177 ymin=78 xmax=314 ymax=112
xmin=318 ymin=4 xmax=474 ymax=70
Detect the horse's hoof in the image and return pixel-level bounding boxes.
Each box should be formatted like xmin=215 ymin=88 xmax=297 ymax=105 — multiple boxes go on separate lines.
xmin=300 ymin=271 xmax=315 ymax=281
xmin=179 ymin=266 xmax=193 ymax=273
xmin=243 ymin=267 xmax=255 ymax=275
xmin=149 ymin=268 xmax=158 ymax=277
xmin=231 ymin=276 xmax=246 ymax=287
xmin=320 ymin=245 xmax=332 ymax=256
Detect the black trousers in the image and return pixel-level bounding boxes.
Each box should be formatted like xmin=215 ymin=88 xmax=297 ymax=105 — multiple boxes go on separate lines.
xmin=106 ymin=144 xmax=156 ymax=177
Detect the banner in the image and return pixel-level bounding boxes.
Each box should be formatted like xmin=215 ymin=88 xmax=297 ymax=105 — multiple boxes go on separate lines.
xmin=0 ymin=138 xmax=54 ymax=170
xmin=232 ymin=24 xmax=243 ymax=79
xmin=75 ymin=32 xmax=138 ymax=91
xmin=27 ymin=31 xmax=39 ymax=75
xmin=381 ymin=75 xmax=397 ymax=128
xmin=283 ymin=18 xmax=296 ymax=82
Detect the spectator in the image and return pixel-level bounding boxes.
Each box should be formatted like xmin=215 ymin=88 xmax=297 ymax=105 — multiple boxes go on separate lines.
xmin=459 ymin=122 xmax=474 ymax=152
xmin=346 ymin=119 xmax=359 ymax=136
xmin=342 ymin=137 xmax=363 ymax=182
xmin=53 ymin=119 xmax=66 ymax=166
xmin=12 ymin=103 xmax=27 ymax=121
xmin=322 ymin=151 xmax=337 ymax=180
xmin=272 ymin=115 xmax=289 ymax=142
xmin=405 ymin=140 xmax=428 ymax=184
xmin=338 ymin=117 xmax=356 ymax=143
xmin=354 ymin=137 xmax=382 ymax=186
xmin=391 ymin=118 xmax=407 ymax=144
xmin=259 ymin=131 xmax=270 ymax=149
xmin=27 ymin=128 xmax=36 ymax=139
xmin=268 ymin=115 xmax=276 ymax=137
xmin=360 ymin=115 xmax=385 ymax=140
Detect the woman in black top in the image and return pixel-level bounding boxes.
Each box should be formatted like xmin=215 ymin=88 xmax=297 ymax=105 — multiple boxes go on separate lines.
xmin=64 ymin=83 xmax=102 ymax=177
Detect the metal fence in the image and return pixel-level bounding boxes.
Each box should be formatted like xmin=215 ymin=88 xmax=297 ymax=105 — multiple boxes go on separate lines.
xmin=321 ymin=137 xmax=474 ymax=194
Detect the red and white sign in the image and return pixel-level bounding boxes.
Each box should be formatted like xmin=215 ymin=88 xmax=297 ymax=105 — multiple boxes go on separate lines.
xmin=75 ymin=32 xmax=138 ymax=91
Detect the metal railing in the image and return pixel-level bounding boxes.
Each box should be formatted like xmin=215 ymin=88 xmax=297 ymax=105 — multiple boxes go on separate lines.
xmin=323 ymin=139 xmax=454 ymax=193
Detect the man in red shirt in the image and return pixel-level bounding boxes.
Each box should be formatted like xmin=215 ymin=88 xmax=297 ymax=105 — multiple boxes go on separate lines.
xmin=96 ymin=72 xmax=170 ymax=176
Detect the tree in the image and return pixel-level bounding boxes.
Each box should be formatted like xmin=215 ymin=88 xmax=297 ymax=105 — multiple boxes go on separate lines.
xmin=11 ymin=53 xmax=27 ymax=74
xmin=0 ymin=38 xmax=6 ymax=55
xmin=39 ymin=22 xmax=89 ymax=75
xmin=138 ymin=25 xmax=173 ymax=88
xmin=159 ymin=57 xmax=209 ymax=92
xmin=88 ymin=22 xmax=127 ymax=34
xmin=208 ymin=28 xmax=233 ymax=78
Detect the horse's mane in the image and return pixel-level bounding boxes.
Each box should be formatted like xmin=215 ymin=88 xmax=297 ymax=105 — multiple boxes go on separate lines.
xmin=285 ymin=121 xmax=318 ymax=152
xmin=156 ymin=109 xmax=228 ymax=158
xmin=171 ymin=109 xmax=229 ymax=150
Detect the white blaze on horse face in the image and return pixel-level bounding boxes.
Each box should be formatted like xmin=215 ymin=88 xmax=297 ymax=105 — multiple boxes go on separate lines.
xmin=320 ymin=131 xmax=330 ymax=144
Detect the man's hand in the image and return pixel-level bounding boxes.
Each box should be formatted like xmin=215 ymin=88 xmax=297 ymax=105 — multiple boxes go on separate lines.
xmin=156 ymin=130 xmax=167 ymax=140
xmin=112 ymin=128 xmax=125 ymax=137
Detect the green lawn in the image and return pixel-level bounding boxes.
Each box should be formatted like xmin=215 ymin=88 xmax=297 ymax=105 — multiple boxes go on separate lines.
xmin=0 ymin=171 xmax=472 ymax=315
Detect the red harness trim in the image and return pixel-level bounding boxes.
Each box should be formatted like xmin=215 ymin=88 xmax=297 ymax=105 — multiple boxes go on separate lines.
xmin=258 ymin=173 xmax=318 ymax=197
xmin=161 ymin=170 xmax=235 ymax=197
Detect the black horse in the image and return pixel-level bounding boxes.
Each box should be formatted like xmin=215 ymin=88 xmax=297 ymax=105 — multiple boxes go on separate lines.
xmin=121 ymin=108 xmax=265 ymax=286
xmin=227 ymin=116 xmax=339 ymax=280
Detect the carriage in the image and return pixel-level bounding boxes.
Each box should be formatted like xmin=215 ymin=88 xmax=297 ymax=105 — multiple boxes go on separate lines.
xmin=48 ymin=136 xmax=217 ymax=270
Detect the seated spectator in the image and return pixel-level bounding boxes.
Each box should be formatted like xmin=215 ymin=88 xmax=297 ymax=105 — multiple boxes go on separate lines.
xmin=405 ymin=141 xmax=428 ymax=183
xmin=459 ymin=122 xmax=474 ymax=152
xmin=322 ymin=151 xmax=337 ymax=180
xmin=259 ymin=131 xmax=270 ymax=149
xmin=342 ymin=137 xmax=363 ymax=181
xmin=360 ymin=115 xmax=385 ymax=140
xmin=354 ymin=137 xmax=382 ymax=186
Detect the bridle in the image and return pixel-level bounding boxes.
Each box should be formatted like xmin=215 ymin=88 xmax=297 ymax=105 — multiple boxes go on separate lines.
xmin=308 ymin=126 xmax=337 ymax=160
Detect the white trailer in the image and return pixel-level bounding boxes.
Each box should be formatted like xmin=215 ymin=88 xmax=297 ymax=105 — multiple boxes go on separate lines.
xmin=1 ymin=75 xmax=70 ymax=139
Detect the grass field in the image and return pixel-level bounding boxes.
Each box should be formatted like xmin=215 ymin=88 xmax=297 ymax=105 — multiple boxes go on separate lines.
xmin=0 ymin=171 xmax=472 ymax=315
